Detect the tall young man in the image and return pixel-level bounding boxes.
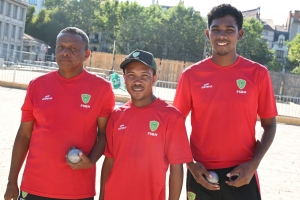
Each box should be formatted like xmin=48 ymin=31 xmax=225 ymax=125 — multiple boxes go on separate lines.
xmin=4 ymin=27 xmax=115 ymax=200
xmin=173 ymin=4 xmax=277 ymax=200
xmin=100 ymin=50 xmax=193 ymax=200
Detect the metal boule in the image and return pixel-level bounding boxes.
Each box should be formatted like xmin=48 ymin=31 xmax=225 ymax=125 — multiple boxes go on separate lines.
xmin=67 ymin=147 xmax=83 ymax=164
xmin=206 ymin=171 xmax=219 ymax=184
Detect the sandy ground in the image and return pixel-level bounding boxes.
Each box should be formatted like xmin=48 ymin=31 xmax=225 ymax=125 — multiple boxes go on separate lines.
xmin=0 ymin=86 xmax=300 ymax=200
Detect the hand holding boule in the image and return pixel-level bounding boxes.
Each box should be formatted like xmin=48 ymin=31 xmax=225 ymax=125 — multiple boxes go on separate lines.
xmin=206 ymin=171 xmax=219 ymax=184
xmin=67 ymin=147 xmax=83 ymax=164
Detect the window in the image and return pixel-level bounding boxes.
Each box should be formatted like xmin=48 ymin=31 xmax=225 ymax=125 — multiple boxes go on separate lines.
xmin=6 ymin=2 xmax=11 ymax=16
xmin=29 ymin=0 xmax=37 ymax=5
xmin=0 ymin=22 xmax=2 ymax=37
xmin=278 ymin=39 xmax=283 ymax=48
xmin=13 ymin=5 xmax=17 ymax=18
xmin=276 ymin=50 xmax=284 ymax=58
xmin=2 ymin=43 xmax=8 ymax=59
xmin=263 ymin=31 xmax=268 ymax=36
xmin=4 ymin=23 xmax=9 ymax=36
xmin=19 ymin=8 xmax=24 ymax=20
xmin=0 ymin=0 xmax=3 ymax=13
xmin=18 ymin=27 xmax=22 ymax=39
xmin=10 ymin=45 xmax=14 ymax=57
xmin=11 ymin=25 xmax=16 ymax=38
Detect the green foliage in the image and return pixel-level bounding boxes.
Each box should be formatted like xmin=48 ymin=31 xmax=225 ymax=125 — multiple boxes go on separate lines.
xmin=267 ymin=57 xmax=282 ymax=72
xmin=291 ymin=66 xmax=300 ymax=74
xmin=237 ymin=18 xmax=273 ymax=65
xmin=25 ymin=6 xmax=35 ymax=32
xmin=287 ymin=34 xmax=300 ymax=73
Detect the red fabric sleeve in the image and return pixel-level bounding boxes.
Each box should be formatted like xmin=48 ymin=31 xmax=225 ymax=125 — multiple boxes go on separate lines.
xmin=104 ymin=113 xmax=115 ymax=158
xmin=173 ymin=72 xmax=192 ymax=117
xmin=21 ymin=81 xmax=35 ymax=122
xmin=165 ymin=116 xmax=193 ymax=164
xmin=257 ymin=71 xmax=278 ymax=118
xmin=99 ymin=83 xmax=115 ymax=118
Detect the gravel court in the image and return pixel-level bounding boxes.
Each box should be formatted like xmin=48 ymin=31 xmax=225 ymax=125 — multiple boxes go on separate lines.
xmin=0 ymin=86 xmax=299 ymax=200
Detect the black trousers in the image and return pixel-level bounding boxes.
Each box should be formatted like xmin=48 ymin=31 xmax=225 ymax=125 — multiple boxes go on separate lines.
xmin=186 ymin=166 xmax=261 ymax=200
xmin=18 ymin=191 xmax=94 ymax=200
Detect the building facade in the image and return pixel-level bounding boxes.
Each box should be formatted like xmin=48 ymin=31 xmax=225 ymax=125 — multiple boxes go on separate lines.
xmin=22 ymin=33 xmax=48 ymax=61
xmin=0 ymin=0 xmax=28 ymax=62
xmin=286 ymin=10 xmax=300 ymax=41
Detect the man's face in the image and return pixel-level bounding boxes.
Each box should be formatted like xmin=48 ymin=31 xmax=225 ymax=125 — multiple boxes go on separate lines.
xmin=206 ymin=15 xmax=244 ymax=57
xmin=55 ymin=32 xmax=89 ymax=71
xmin=123 ymin=62 xmax=157 ymax=104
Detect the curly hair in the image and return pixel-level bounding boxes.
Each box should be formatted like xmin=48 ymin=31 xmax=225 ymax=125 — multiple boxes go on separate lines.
xmin=58 ymin=27 xmax=89 ymax=50
xmin=207 ymin=4 xmax=243 ymax=30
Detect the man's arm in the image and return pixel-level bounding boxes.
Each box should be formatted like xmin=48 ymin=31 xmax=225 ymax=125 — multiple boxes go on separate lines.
xmin=4 ymin=121 xmax=33 ymax=200
xmin=67 ymin=117 xmax=109 ymax=169
xmin=168 ymin=164 xmax=183 ymax=200
xmin=226 ymin=117 xmax=276 ymax=187
xmin=99 ymin=157 xmax=114 ymax=200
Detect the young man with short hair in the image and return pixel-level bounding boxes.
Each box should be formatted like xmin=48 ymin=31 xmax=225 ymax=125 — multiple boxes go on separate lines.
xmin=100 ymin=50 xmax=193 ymax=200
xmin=173 ymin=4 xmax=277 ymax=200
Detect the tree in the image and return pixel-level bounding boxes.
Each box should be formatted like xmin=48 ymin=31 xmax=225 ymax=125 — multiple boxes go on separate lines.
xmin=25 ymin=5 xmax=35 ymax=32
xmin=287 ymin=34 xmax=300 ymax=74
xmin=237 ymin=18 xmax=273 ymax=65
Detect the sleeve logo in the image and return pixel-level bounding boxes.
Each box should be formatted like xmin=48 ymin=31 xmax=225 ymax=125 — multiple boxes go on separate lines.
xmin=150 ymin=121 xmax=159 ymax=132
xmin=81 ymin=94 xmax=91 ymax=104
xmin=237 ymin=79 xmax=246 ymax=90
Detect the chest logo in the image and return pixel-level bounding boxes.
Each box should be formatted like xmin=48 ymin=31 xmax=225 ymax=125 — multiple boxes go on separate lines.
xmin=81 ymin=94 xmax=91 ymax=104
xmin=237 ymin=79 xmax=246 ymax=90
xmin=150 ymin=121 xmax=159 ymax=132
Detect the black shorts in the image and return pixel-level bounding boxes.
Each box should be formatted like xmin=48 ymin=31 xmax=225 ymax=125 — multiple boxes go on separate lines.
xmin=186 ymin=166 xmax=261 ymax=200
xmin=18 ymin=191 xmax=94 ymax=200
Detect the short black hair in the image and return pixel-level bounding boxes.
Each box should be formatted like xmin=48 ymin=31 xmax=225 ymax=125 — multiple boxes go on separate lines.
xmin=207 ymin=4 xmax=243 ymax=31
xmin=58 ymin=27 xmax=89 ymax=50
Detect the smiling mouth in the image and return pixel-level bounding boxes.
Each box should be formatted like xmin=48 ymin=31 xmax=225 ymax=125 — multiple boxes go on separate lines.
xmin=217 ymin=42 xmax=228 ymax=46
xmin=132 ymin=87 xmax=144 ymax=92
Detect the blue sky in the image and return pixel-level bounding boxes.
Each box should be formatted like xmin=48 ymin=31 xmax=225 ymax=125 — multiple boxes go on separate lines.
xmin=129 ymin=0 xmax=299 ymax=26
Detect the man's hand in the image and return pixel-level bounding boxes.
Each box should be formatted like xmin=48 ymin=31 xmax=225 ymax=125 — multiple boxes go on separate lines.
xmin=226 ymin=161 xmax=258 ymax=187
xmin=4 ymin=181 xmax=19 ymax=200
xmin=188 ymin=162 xmax=220 ymax=190
xmin=66 ymin=152 xmax=94 ymax=170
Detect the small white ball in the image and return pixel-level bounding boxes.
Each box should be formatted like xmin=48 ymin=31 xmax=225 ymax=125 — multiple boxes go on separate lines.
xmin=206 ymin=171 xmax=219 ymax=184
xmin=67 ymin=148 xmax=83 ymax=164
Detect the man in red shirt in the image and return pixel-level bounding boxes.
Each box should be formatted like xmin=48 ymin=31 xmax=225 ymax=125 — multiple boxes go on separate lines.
xmin=173 ymin=4 xmax=277 ymax=200
xmin=100 ymin=50 xmax=193 ymax=200
xmin=4 ymin=27 xmax=115 ymax=200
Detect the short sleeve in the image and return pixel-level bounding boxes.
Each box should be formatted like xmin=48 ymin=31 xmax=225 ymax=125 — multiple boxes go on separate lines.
xmin=104 ymin=113 xmax=115 ymax=158
xmin=165 ymin=116 xmax=193 ymax=164
xmin=99 ymin=83 xmax=115 ymax=118
xmin=257 ymin=71 xmax=278 ymax=118
xmin=173 ymin=72 xmax=192 ymax=118
xmin=21 ymin=80 xmax=35 ymax=122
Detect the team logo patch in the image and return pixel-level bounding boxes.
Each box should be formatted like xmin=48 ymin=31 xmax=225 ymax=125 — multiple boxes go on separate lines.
xmin=81 ymin=94 xmax=91 ymax=104
xmin=150 ymin=121 xmax=159 ymax=132
xmin=21 ymin=191 xmax=28 ymax=198
xmin=237 ymin=79 xmax=246 ymax=90
xmin=187 ymin=191 xmax=196 ymax=200
xmin=133 ymin=52 xmax=140 ymax=57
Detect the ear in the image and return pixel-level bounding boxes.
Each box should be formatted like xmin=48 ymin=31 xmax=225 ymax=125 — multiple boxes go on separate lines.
xmin=205 ymin=29 xmax=210 ymax=40
xmin=237 ymin=29 xmax=244 ymax=41
xmin=153 ymin=75 xmax=158 ymax=85
xmin=84 ymin=49 xmax=91 ymax=61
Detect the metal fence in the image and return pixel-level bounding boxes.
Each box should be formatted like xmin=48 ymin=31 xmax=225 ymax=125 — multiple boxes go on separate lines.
xmin=0 ymin=63 xmax=299 ymax=119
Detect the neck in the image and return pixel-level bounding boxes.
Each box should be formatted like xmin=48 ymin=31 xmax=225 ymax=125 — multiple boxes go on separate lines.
xmin=58 ymin=68 xmax=84 ymax=79
xmin=211 ymin=53 xmax=238 ymax=67
xmin=132 ymin=95 xmax=157 ymax=108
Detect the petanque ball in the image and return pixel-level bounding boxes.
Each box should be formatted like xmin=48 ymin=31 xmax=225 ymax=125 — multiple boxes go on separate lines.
xmin=206 ymin=171 xmax=219 ymax=184
xmin=67 ymin=147 xmax=83 ymax=164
